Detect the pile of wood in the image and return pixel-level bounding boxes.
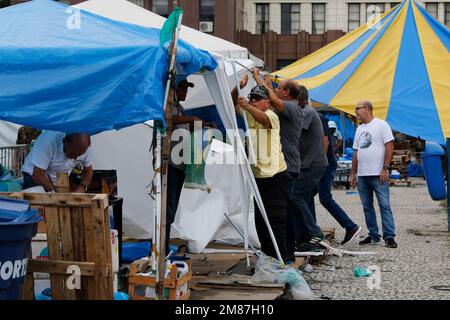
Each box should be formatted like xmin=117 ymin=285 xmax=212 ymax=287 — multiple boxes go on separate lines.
xmin=390 ymin=149 xmax=412 ymax=186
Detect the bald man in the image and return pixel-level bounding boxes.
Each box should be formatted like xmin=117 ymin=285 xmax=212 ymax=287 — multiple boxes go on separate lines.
xmin=350 ymin=100 xmax=397 ymax=248
xmin=22 ymin=131 xmax=93 ymax=193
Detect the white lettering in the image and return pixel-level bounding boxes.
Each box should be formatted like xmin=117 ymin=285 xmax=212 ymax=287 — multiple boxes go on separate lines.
xmin=13 ymin=260 xmax=21 ymax=279
xmin=0 ymin=261 xmax=13 ymax=280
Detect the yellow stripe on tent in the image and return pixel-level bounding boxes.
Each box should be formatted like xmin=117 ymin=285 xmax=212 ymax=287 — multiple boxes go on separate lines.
xmin=271 ymin=7 xmax=397 ymax=81
xmin=328 ymin=1 xmax=408 ymax=119
xmin=295 ymin=19 xmax=389 ymax=90
xmin=413 ymin=2 xmax=450 ymax=139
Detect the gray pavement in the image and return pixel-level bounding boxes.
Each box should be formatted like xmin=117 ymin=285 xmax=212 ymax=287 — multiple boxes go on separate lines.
xmin=309 ymin=180 xmax=450 ymax=300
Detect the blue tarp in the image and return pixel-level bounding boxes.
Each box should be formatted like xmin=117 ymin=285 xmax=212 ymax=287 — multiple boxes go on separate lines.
xmin=0 ymin=0 xmax=217 ymax=134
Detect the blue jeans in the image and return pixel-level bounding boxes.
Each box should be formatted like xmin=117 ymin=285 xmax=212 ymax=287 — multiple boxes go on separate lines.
xmin=309 ymin=165 xmax=358 ymax=231
xmin=357 ymin=176 xmax=396 ymax=241
xmin=286 ymin=166 xmax=326 ymax=256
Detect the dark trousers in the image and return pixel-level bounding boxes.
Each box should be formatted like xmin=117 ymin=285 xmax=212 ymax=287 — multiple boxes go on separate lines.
xmin=308 ymin=165 xmax=358 ymax=231
xmin=165 ymin=164 xmax=185 ymax=256
xmin=286 ymin=166 xmax=327 ymax=256
xmin=254 ymin=171 xmax=288 ymax=262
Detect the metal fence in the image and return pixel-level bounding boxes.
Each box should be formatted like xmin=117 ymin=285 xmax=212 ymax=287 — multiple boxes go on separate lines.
xmin=0 ymin=145 xmax=28 ymax=177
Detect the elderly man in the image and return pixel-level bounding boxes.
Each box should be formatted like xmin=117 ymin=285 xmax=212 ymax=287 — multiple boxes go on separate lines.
xmin=350 ymin=100 xmax=397 ymax=248
xmin=21 ymin=131 xmax=92 ymax=192
xmin=251 ymin=70 xmax=304 ymax=262
xmin=233 ymin=84 xmax=289 ymax=262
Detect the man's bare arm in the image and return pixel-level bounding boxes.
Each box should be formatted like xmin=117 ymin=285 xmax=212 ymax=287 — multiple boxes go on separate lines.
xmin=384 ymin=141 xmax=394 ymax=167
xmin=32 ymin=167 xmax=55 ymax=192
xmin=238 ymin=98 xmax=272 ymax=129
xmin=252 ymin=69 xmax=284 ymax=113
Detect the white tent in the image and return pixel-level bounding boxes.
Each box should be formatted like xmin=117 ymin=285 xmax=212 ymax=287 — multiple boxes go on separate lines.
xmin=75 ymin=0 xmax=264 ymax=66
xmin=90 ymin=55 xmax=261 ymax=252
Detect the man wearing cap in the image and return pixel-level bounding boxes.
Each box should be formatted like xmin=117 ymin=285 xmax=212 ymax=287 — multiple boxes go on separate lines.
xmin=232 ymin=82 xmax=289 ymax=262
xmin=328 ymin=121 xmax=343 ymax=156
xmin=250 ymin=69 xmax=305 ymax=262
xmin=165 ymin=79 xmax=213 ymax=256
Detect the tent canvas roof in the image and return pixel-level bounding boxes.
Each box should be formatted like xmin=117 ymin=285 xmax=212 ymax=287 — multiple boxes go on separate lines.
xmin=273 ymin=0 xmax=450 ymax=144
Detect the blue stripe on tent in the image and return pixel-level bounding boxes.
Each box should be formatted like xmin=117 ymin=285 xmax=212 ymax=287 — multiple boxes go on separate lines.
xmin=309 ymin=1 xmax=405 ymax=105
xmin=386 ymin=1 xmax=444 ymax=144
xmin=413 ymin=1 xmax=450 ymax=52
xmin=296 ymin=6 xmax=400 ymax=80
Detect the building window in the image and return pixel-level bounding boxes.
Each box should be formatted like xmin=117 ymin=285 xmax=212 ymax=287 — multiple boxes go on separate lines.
xmin=199 ymin=0 xmax=215 ymax=22
xmin=0 ymin=0 xmax=9 ymax=8
xmin=256 ymin=4 xmax=269 ymax=34
xmin=128 ymin=0 xmax=144 ymax=7
xmin=425 ymin=2 xmax=439 ymax=20
xmin=390 ymin=3 xmax=401 ymax=10
xmin=366 ymin=3 xmax=385 ymax=21
xmin=281 ymin=4 xmax=301 ymax=35
xmin=446 ymin=3 xmax=450 ymax=27
xmin=348 ymin=3 xmax=360 ymax=32
xmin=277 ymin=59 xmax=296 ymax=70
xmin=151 ymin=0 xmax=169 ymax=17
xmin=312 ymin=3 xmax=326 ymax=35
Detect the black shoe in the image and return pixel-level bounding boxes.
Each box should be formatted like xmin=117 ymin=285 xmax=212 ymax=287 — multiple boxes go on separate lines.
xmin=295 ymin=241 xmax=320 ymax=252
xmin=341 ymin=226 xmax=362 ymax=246
xmin=385 ymin=238 xmax=398 ymax=248
xmin=359 ymin=235 xmax=380 ymax=245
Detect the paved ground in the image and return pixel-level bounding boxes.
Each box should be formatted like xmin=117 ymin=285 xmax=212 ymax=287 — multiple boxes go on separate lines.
xmin=309 ymin=180 xmax=450 ymax=300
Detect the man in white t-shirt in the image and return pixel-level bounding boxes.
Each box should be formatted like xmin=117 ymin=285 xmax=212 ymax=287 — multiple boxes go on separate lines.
xmin=21 ymin=131 xmax=93 ymax=193
xmin=350 ymin=101 xmax=397 ymax=248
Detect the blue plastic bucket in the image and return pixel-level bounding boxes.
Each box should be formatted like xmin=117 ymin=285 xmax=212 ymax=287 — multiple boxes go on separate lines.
xmin=0 ymin=199 xmax=41 ymax=300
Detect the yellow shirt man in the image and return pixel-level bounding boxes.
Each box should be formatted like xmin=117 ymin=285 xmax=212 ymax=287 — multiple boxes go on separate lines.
xmin=245 ymin=109 xmax=287 ymax=178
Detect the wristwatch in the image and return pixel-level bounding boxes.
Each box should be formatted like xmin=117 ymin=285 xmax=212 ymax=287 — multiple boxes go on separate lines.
xmin=383 ymin=166 xmax=390 ymax=170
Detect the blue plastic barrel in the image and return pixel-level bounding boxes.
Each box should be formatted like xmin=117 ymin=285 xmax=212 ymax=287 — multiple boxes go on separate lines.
xmin=421 ymin=142 xmax=446 ymax=200
xmin=0 ymin=198 xmax=42 ymax=300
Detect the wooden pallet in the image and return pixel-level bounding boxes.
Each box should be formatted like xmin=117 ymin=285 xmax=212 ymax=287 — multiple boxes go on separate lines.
xmin=128 ymin=258 xmax=192 ymax=300
xmin=1 ymin=192 xmax=114 ymax=300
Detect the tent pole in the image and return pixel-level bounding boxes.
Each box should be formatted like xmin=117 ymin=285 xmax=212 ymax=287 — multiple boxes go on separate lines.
xmin=156 ymin=7 xmax=184 ymax=300
xmin=447 ymin=138 xmax=450 ymax=232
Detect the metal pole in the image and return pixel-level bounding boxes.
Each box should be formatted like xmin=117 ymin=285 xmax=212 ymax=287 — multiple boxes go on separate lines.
xmin=447 ymin=138 xmax=450 ymax=232
xmin=224 ymin=213 xmax=260 ymax=257
xmin=156 ymin=8 xmax=184 ymax=300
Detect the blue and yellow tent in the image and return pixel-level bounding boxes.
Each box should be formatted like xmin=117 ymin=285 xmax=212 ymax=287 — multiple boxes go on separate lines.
xmin=273 ymin=0 xmax=450 ymax=144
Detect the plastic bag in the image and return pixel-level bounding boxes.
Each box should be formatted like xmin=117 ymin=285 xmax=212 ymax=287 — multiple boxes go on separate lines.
xmin=251 ymin=253 xmax=315 ymax=300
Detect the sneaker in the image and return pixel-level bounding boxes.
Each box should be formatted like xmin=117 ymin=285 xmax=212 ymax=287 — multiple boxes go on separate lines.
xmin=295 ymin=241 xmax=320 ymax=252
xmin=359 ymin=235 xmax=381 ymax=245
xmin=385 ymin=238 xmax=398 ymax=248
xmin=341 ymin=226 xmax=362 ymax=246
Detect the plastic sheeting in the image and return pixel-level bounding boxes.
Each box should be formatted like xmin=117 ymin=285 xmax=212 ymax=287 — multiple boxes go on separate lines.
xmin=0 ymin=0 xmax=217 ymax=134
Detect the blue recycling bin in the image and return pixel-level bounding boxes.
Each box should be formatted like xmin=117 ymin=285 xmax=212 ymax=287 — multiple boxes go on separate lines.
xmin=0 ymin=198 xmax=42 ymax=300
xmin=421 ymin=142 xmax=446 ymax=200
